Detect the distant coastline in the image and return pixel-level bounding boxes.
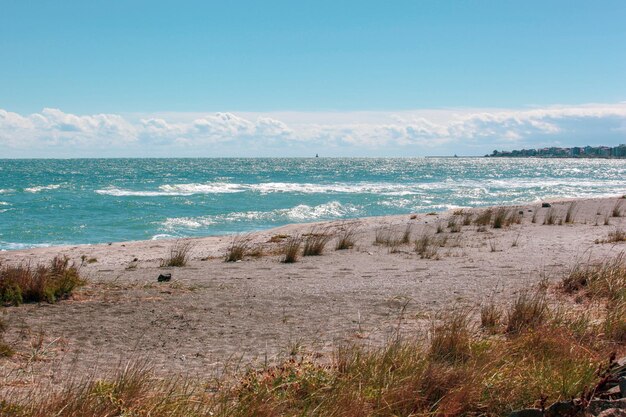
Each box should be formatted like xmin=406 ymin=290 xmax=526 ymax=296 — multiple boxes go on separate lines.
xmin=486 ymin=144 xmax=626 ymax=158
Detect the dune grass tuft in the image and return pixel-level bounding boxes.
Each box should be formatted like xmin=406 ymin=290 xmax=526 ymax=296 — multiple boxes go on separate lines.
xmin=415 ymin=234 xmax=439 ymax=259
xmin=480 ymin=302 xmax=501 ymax=332
xmin=562 ymin=252 xmax=625 ymax=302
xmin=160 ymin=241 xmax=193 ymax=267
xmin=0 ymin=256 xmax=84 ymax=306
xmin=429 ymin=309 xmax=472 ymax=363
xmin=505 ymin=292 xmax=548 ymax=334
xmin=225 ymin=235 xmax=252 ymax=262
xmin=302 ymin=230 xmax=332 ymax=256
xmin=612 ymin=200 xmax=623 ymax=217
xmin=565 ymin=202 xmax=577 ymax=223
xmin=281 ymin=235 xmax=302 ymax=263
xmin=543 ymin=208 xmax=557 ymax=225
xmin=335 ymin=225 xmax=358 ymax=250
xmin=474 ymin=209 xmax=492 ymax=227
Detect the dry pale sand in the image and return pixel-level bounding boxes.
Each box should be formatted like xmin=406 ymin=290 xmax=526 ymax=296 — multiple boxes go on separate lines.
xmin=1 ymin=196 xmax=625 ymax=391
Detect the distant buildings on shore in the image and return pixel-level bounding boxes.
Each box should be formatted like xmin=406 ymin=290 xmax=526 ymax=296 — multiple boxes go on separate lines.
xmin=487 ymin=144 xmax=626 ymax=159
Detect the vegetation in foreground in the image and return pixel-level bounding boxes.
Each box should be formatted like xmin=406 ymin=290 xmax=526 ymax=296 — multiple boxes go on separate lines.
xmin=1 ymin=245 xmax=624 ymax=416
xmin=0 ymin=256 xmax=84 ymax=306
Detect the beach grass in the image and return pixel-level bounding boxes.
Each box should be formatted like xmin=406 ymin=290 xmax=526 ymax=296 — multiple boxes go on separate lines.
xmin=302 ymin=230 xmax=332 ymax=256
xmin=4 ymin=286 xmax=618 ymax=417
xmin=0 ymin=256 xmax=84 ymax=306
xmin=160 ymin=241 xmax=193 ymax=267
xmin=335 ymin=225 xmax=358 ymax=250
xmin=281 ymin=235 xmax=302 ymax=263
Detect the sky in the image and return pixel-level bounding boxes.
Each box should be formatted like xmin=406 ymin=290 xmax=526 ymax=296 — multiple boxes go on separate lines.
xmin=1 ymin=0 xmax=625 ymax=157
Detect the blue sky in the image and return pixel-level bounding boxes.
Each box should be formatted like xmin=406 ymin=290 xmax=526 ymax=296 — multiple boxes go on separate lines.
xmin=1 ymin=1 xmax=625 ymax=157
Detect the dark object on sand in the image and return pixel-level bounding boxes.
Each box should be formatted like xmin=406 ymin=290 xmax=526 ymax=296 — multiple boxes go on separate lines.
xmin=542 ymin=202 xmax=552 ymax=208
xmin=158 ymin=273 xmax=171 ymax=282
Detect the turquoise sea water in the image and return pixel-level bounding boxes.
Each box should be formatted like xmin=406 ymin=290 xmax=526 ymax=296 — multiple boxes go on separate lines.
xmin=0 ymin=158 xmax=625 ymax=250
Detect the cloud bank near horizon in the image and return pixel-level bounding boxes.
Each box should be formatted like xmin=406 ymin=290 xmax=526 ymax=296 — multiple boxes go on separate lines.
xmin=1 ymin=103 xmax=626 ymax=157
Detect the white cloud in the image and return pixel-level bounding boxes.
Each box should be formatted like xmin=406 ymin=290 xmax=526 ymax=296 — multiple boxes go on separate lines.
xmin=1 ymin=103 xmax=626 ymax=156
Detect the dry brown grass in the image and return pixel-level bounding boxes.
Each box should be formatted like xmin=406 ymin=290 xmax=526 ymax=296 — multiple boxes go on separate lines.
xmin=0 ymin=256 xmax=85 ymax=306
xmin=302 ymin=229 xmax=332 ymax=256
xmin=612 ymin=200 xmax=623 ymax=217
xmin=595 ymin=228 xmax=626 ymax=244
xmin=281 ymin=235 xmax=302 ymax=263
xmin=335 ymin=225 xmax=359 ymax=250
xmin=160 ymin=241 xmax=193 ymax=267
xmin=5 ymin=297 xmax=615 ymax=417
xmin=562 ymin=252 xmax=626 ymax=302
xmin=480 ymin=302 xmax=502 ymax=331
xmin=565 ymin=202 xmax=577 ymax=223
xmin=505 ymin=292 xmax=548 ymax=334
xmin=415 ymin=234 xmax=439 ymax=259
xmin=401 ymin=224 xmax=412 ymax=244
xmin=492 ymin=208 xmax=508 ymax=229
xmin=543 ymin=208 xmax=557 ymax=225
xmin=474 ymin=209 xmax=492 ymax=227
xmin=225 ymin=235 xmax=253 ymax=262
xmin=429 ymin=309 xmax=472 ymax=363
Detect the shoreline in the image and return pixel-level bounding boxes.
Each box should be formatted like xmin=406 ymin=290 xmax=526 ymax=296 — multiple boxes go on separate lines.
xmin=2 ymin=194 xmax=624 ymax=256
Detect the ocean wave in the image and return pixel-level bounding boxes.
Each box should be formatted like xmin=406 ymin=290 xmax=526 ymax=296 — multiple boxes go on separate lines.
xmin=95 ymin=187 xmax=188 ymax=197
xmin=160 ymin=183 xmax=245 ymax=194
xmin=0 ymin=241 xmax=53 ymax=251
xmin=24 ymin=184 xmax=61 ymax=193
xmin=161 ymin=201 xmax=362 ymax=231
xmin=97 ymin=178 xmax=626 ymax=198
xmin=151 ymin=234 xmax=177 ymax=240
xmin=95 ymin=182 xmax=428 ymax=197
xmin=0 ymin=189 xmax=14 ymax=194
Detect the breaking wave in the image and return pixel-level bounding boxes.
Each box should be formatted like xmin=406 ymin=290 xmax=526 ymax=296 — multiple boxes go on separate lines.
xmin=24 ymin=184 xmax=61 ymax=193
xmin=161 ymin=201 xmax=362 ymax=231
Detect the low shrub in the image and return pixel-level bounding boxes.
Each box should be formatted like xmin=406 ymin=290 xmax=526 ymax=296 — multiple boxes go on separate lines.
xmin=0 ymin=256 xmax=84 ymax=306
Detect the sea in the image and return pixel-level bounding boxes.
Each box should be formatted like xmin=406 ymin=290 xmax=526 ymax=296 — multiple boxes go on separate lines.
xmin=1 ymin=158 xmax=625 ymax=251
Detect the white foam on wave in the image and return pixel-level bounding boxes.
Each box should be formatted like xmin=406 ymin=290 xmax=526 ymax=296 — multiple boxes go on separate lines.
xmin=151 ymin=234 xmax=177 ymax=240
xmin=95 ymin=187 xmax=187 ymax=197
xmin=0 ymin=189 xmax=14 ymax=194
xmin=248 ymin=182 xmax=425 ymax=195
xmin=159 ymin=183 xmax=245 ymax=194
xmin=95 ymin=182 xmax=433 ymax=197
xmin=0 ymin=241 xmax=53 ymax=251
xmin=160 ymin=201 xmax=362 ymax=231
xmin=24 ymin=184 xmax=61 ymax=193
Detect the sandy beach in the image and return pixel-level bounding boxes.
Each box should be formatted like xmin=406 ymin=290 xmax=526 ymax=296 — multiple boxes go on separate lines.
xmin=1 ymin=196 xmax=625 ymax=391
